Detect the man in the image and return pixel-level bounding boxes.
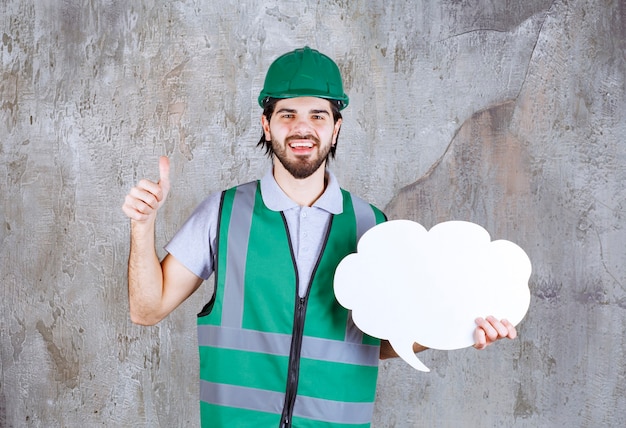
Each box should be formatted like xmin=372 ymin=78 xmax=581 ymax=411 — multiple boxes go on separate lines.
xmin=122 ymin=46 xmax=517 ymax=427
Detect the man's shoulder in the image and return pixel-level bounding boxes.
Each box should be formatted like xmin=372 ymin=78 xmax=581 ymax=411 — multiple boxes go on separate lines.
xmin=224 ymin=180 xmax=259 ymax=192
xmin=220 ymin=180 xmax=260 ymax=202
xmin=340 ymin=188 xmax=384 ymax=211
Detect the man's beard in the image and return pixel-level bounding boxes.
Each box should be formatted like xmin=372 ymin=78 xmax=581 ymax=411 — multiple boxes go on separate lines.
xmin=272 ymin=135 xmax=332 ymax=179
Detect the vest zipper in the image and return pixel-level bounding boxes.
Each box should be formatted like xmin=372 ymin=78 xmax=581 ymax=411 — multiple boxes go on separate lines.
xmin=279 ymin=213 xmax=334 ymax=428
xmin=280 ymin=295 xmax=308 ymax=427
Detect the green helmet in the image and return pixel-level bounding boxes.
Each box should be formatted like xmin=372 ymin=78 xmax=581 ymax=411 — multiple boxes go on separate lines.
xmin=258 ymin=46 xmax=349 ymax=110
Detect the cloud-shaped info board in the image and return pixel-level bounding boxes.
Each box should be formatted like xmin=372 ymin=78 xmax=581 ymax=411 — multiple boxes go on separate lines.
xmin=334 ymin=220 xmax=531 ymax=372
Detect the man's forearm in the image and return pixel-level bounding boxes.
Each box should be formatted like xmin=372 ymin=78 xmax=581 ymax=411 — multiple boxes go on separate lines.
xmin=128 ymin=219 xmax=165 ymax=325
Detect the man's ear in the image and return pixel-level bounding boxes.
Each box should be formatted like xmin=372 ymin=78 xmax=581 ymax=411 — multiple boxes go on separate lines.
xmin=261 ymin=115 xmax=271 ymax=141
xmin=332 ymin=118 xmax=342 ymax=142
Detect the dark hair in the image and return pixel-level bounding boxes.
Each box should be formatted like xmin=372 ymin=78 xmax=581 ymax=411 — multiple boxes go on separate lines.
xmin=257 ymin=98 xmax=343 ymax=159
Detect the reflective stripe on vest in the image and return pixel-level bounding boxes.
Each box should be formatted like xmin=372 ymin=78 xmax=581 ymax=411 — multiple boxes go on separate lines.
xmin=198 ymin=324 xmax=380 ymax=366
xmin=200 ymin=380 xmax=375 ymax=425
xmin=197 ymin=181 xmax=386 ymax=427
xmin=221 ymin=181 xmax=256 ymax=328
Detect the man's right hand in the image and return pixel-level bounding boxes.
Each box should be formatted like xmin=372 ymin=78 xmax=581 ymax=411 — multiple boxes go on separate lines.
xmin=122 ymin=156 xmax=171 ymax=222
xmin=121 ymin=155 xmax=202 ymax=325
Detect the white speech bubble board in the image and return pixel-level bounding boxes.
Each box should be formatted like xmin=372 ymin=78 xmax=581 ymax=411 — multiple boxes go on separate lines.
xmin=333 ymin=220 xmax=531 ymax=372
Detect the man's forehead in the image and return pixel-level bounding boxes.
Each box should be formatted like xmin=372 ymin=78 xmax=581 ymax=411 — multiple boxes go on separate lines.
xmin=274 ymin=97 xmax=333 ymax=111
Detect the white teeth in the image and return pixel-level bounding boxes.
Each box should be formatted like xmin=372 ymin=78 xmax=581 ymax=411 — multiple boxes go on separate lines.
xmin=290 ymin=142 xmax=313 ymax=148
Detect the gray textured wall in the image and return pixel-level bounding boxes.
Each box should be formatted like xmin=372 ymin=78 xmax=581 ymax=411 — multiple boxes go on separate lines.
xmin=1 ymin=0 xmax=624 ymax=427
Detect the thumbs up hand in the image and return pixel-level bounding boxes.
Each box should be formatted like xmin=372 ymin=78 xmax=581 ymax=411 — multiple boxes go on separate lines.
xmin=122 ymin=156 xmax=171 ymax=222
xmin=157 ymin=156 xmax=171 ymax=204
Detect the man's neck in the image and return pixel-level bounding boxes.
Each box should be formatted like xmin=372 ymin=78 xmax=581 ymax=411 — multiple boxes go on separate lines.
xmin=272 ymin=162 xmax=327 ymax=207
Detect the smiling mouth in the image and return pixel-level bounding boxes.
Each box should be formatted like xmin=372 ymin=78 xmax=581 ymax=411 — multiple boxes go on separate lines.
xmin=289 ymin=141 xmax=314 ymax=149
xmin=286 ymin=135 xmax=318 ymax=150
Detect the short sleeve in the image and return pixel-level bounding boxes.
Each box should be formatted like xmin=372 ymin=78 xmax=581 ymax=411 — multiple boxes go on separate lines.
xmin=164 ymin=191 xmax=221 ymax=280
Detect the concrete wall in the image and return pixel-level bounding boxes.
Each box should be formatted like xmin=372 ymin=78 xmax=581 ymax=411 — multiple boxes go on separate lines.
xmin=1 ymin=0 xmax=624 ymax=426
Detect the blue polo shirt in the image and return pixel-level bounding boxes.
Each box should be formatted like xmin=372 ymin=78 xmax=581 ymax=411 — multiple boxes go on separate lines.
xmin=165 ymin=169 xmax=343 ymax=297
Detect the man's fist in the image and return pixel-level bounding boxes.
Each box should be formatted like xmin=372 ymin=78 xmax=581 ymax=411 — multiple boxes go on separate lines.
xmin=122 ymin=156 xmax=171 ymax=222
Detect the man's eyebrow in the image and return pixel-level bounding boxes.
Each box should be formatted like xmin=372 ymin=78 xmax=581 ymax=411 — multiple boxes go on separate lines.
xmin=310 ymin=109 xmax=330 ymax=115
xmin=275 ymin=108 xmax=297 ymax=114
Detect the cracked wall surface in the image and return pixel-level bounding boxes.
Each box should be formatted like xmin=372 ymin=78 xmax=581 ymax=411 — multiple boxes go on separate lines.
xmin=1 ymin=0 xmax=625 ymax=427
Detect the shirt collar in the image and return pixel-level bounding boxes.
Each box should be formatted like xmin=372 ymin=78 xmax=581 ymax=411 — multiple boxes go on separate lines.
xmin=260 ymin=167 xmax=343 ymax=214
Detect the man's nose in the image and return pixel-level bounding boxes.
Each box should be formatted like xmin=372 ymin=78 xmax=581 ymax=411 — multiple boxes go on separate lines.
xmin=292 ymin=117 xmax=313 ymax=135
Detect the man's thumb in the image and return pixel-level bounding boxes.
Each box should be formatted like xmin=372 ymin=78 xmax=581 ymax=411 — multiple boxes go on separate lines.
xmin=158 ymin=156 xmax=171 ymax=198
xmin=159 ymin=156 xmax=170 ymax=182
